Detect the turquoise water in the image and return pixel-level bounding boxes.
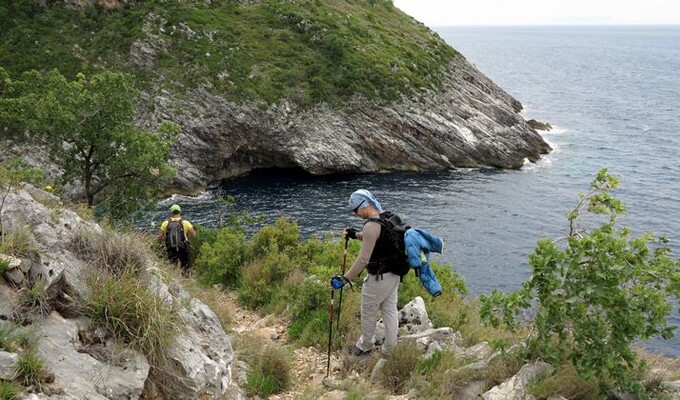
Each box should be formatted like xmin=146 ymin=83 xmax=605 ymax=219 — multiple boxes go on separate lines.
xmin=158 ymin=26 xmax=680 ymax=354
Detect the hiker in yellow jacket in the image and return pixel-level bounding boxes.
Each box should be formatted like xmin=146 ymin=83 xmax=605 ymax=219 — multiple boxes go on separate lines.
xmin=157 ymin=204 xmax=196 ymax=276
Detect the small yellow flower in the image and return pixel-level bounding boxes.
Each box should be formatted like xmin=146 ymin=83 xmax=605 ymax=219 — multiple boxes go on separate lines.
xmin=45 ymin=185 xmax=53 ymax=191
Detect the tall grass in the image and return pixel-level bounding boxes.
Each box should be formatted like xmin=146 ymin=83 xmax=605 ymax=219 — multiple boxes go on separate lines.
xmin=70 ymin=227 xmax=150 ymax=275
xmin=0 ymin=225 xmax=34 ymax=258
xmin=0 ymin=321 xmax=50 ymax=393
xmin=236 ymin=336 xmax=292 ymax=398
xmin=15 ymin=351 xmax=46 ymax=388
xmin=380 ymin=340 xmax=421 ymax=394
xmin=0 ymin=380 xmax=19 ymax=400
xmin=78 ymin=270 xmax=179 ymax=366
xmin=528 ymin=363 xmax=600 ymax=400
xmin=0 ymin=258 xmax=9 ymax=275
xmin=10 ymin=280 xmax=55 ymax=325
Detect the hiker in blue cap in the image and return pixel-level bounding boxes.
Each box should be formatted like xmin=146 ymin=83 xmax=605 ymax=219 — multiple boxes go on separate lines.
xmin=330 ymin=189 xmax=400 ymax=357
xmin=157 ymin=204 xmax=196 ymax=276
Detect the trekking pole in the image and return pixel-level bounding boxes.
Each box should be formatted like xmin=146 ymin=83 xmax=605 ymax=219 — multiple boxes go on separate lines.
xmin=335 ymin=236 xmax=350 ymax=330
xmin=326 ymin=287 xmax=335 ymax=377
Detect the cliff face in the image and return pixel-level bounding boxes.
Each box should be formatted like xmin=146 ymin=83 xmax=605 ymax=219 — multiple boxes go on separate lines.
xmin=144 ymin=55 xmax=550 ymax=192
xmin=3 ymin=1 xmax=551 ymax=194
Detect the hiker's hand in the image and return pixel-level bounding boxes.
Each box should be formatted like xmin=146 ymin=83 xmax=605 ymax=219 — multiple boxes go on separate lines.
xmin=331 ymin=275 xmax=347 ymax=290
xmin=344 ymin=228 xmax=357 ymax=239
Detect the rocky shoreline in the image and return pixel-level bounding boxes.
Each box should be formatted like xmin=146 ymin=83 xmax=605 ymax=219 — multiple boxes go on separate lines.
xmin=140 ymin=56 xmax=551 ymax=193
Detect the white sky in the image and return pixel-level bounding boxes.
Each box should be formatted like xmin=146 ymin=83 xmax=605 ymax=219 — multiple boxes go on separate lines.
xmin=392 ymin=0 xmax=680 ymax=26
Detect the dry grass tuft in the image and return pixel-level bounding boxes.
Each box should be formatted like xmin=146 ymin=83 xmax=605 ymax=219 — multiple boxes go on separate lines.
xmin=529 ymin=362 xmax=600 ymax=400
xmin=235 ymin=336 xmax=292 ymax=398
xmin=380 ymin=340 xmax=420 ymax=394
xmin=70 ymin=227 xmax=150 ymax=275
xmin=77 ymin=269 xmax=180 ymax=367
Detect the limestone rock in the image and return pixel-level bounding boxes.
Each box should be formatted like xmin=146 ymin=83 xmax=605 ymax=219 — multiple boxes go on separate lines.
xmin=662 ymin=380 xmax=680 ymax=391
xmin=36 ymin=312 xmax=149 ymax=400
xmin=401 ymin=327 xmax=463 ymax=347
xmin=482 ymin=360 xmax=554 ymax=400
xmin=317 ymin=389 xmax=348 ymax=400
xmin=376 ymin=296 xmax=435 ymax=346
xmin=399 ymin=296 xmax=433 ymax=334
xmin=137 ymin=56 xmax=551 ymax=193
xmin=370 ymin=358 xmax=388 ymax=382
xmin=1 ymin=254 xmax=24 ymax=287
xmin=147 ymin=269 xmax=233 ymax=399
xmin=455 ymin=380 xmax=487 ymax=400
xmin=459 ymin=341 xmax=493 ymax=361
xmin=0 ymin=187 xmax=238 ymax=399
xmin=0 ymin=285 xmax=18 ymax=319
xmin=0 ymin=350 xmax=19 ymax=380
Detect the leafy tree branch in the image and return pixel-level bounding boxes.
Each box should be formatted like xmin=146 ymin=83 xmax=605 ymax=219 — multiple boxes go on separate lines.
xmin=0 ymin=68 xmax=179 ymax=218
xmin=480 ymin=169 xmax=680 ymax=395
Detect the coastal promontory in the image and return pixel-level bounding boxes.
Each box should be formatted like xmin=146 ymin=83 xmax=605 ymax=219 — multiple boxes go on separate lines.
xmin=1 ymin=0 xmax=550 ymax=192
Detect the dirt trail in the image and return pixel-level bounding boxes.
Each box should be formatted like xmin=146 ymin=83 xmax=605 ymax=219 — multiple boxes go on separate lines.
xmin=223 ymin=291 xmax=338 ymax=399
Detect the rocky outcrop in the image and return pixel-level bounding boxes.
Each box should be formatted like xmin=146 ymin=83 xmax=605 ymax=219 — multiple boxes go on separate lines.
xmin=141 ymin=54 xmax=551 ymax=193
xmin=482 ymin=361 xmax=554 ymax=400
xmin=36 ymin=314 xmax=150 ymax=400
xmin=0 ymin=184 xmax=236 ymax=399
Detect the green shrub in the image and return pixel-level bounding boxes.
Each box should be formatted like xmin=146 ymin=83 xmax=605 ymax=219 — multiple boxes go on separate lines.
xmin=286 ymin=275 xmax=331 ymax=345
xmin=78 ymin=270 xmax=180 ymax=366
xmin=244 ymin=345 xmax=292 ymax=397
xmin=238 ymin=248 xmax=295 ymax=309
xmin=480 ymin=169 xmax=680 ymax=395
xmin=251 ymin=217 xmax=300 ymax=255
xmin=1 ymin=0 xmax=458 ymax=107
xmin=194 ymin=227 xmax=249 ymax=287
xmin=0 ymin=157 xmax=44 ymax=188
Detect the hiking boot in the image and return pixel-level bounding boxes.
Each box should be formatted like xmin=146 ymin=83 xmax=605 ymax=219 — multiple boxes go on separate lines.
xmin=347 ymin=345 xmax=373 ymax=357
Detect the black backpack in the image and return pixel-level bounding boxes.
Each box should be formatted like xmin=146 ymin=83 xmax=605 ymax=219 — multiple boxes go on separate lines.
xmin=367 ymin=211 xmax=411 ymax=279
xmin=165 ymin=219 xmax=187 ymax=251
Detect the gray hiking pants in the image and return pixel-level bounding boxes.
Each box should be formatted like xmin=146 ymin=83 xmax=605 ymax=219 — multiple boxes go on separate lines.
xmin=355 ymin=272 xmax=400 ymax=355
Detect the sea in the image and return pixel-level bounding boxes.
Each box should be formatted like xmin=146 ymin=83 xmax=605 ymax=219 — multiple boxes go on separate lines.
xmin=154 ymin=25 xmax=680 ymax=355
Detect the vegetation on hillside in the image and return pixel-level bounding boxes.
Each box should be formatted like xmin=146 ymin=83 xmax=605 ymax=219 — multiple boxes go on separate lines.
xmin=4 ymin=149 xmax=680 ymax=398
xmin=0 ymin=68 xmax=178 ymax=218
xmin=0 ymin=0 xmax=458 ymax=106
xmin=480 ymin=169 xmax=680 ymax=395
xmin=185 ymin=169 xmax=680 ymax=398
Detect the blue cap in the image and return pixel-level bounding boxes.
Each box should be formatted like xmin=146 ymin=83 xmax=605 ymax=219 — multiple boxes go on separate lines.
xmin=349 ymin=189 xmax=382 ymax=213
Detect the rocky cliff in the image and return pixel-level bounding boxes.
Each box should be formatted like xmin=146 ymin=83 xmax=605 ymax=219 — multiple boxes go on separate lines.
xmin=2 ymin=1 xmax=551 ymax=194
xmin=144 ymin=55 xmax=550 ymax=193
